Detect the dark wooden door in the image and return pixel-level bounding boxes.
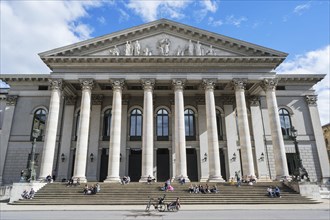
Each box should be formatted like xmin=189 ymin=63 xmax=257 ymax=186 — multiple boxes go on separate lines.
xmin=186 ymin=148 xmax=198 ymax=181
xmin=157 ymin=148 xmax=170 ymax=181
xmin=129 ymin=149 xmax=142 ymax=182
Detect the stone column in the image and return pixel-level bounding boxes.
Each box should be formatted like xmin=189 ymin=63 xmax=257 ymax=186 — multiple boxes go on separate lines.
xmin=232 ymin=79 xmax=255 ymax=178
xmin=87 ymin=95 xmax=103 ymax=181
xmin=202 ymin=79 xmax=223 ymax=182
xmin=105 ymin=79 xmax=124 ymax=183
xmin=305 ymin=95 xmax=330 ymax=183
xmin=197 ymin=96 xmax=208 ymax=182
xmin=0 ymin=96 xmax=18 ymax=185
xmin=57 ymin=96 xmax=76 ymax=181
xmin=140 ymin=79 xmax=155 ymax=182
xmin=39 ymin=79 xmax=63 ymax=180
xmin=172 ymin=79 xmax=189 ymax=180
xmin=261 ymin=79 xmax=289 ymax=179
xmin=249 ymin=96 xmax=271 ymax=181
xmin=72 ymin=79 xmax=93 ymax=183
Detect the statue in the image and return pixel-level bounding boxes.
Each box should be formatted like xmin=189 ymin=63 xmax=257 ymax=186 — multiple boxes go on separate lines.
xmin=159 ymin=38 xmax=171 ymax=56
xmin=206 ymin=45 xmax=216 ymax=56
xmin=188 ymin=39 xmax=194 ymax=56
xmin=143 ymin=47 xmax=149 ymax=56
xmin=176 ymin=45 xmax=184 ymax=56
xmin=134 ymin=40 xmax=140 ymax=55
xmin=125 ymin=41 xmax=131 ymax=56
xmin=110 ymin=45 xmax=120 ymax=56
xmin=196 ymin=41 xmax=202 ymax=56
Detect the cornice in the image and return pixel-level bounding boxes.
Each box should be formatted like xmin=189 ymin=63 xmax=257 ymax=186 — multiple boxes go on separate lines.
xmin=277 ymin=74 xmax=325 ymax=84
xmin=0 ymin=74 xmax=50 ymax=83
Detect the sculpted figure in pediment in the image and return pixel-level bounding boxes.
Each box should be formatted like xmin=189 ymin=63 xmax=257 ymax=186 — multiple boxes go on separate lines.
xmin=109 ymin=45 xmax=120 ymax=56
xmin=158 ymin=38 xmax=171 ymax=56
xmin=143 ymin=47 xmax=152 ymax=56
xmin=134 ymin=40 xmax=141 ymax=56
xmin=206 ymin=45 xmax=216 ymax=56
xmin=176 ymin=45 xmax=184 ymax=56
xmin=125 ymin=41 xmax=132 ymax=56
xmin=188 ymin=39 xmax=194 ymax=56
xmin=196 ymin=41 xmax=202 ymax=56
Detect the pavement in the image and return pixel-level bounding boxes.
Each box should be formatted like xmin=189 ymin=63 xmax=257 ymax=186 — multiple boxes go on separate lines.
xmin=1 ymin=199 xmax=329 ymax=211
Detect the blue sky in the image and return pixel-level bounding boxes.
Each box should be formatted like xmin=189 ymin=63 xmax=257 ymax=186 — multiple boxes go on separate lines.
xmin=0 ymin=0 xmax=329 ymax=125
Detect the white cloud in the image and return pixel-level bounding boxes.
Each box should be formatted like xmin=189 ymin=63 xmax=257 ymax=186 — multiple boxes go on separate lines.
xmin=277 ymin=45 xmax=330 ymax=125
xmin=294 ymin=3 xmax=311 ymax=15
xmin=126 ymin=0 xmax=190 ymax=22
xmin=225 ymin=15 xmax=247 ymax=27
xmin=97 ymin=16 xmax=106 ymax=25
xmin=0 ymin=1 xmax=102 ymax=73
xmin=201 ymin=0 xmax=218 ymax=13
xmin=208 ymin=17 xmax=223 ymax=27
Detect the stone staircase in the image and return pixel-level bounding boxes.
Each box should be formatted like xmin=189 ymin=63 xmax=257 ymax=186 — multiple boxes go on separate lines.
xmin=12 ymin=182 xmax=319 ymax=205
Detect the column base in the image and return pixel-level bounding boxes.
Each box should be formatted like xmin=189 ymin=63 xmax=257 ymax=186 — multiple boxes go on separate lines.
xmin=103 ymin=176 xmax=121 ymax=183
xmin=139 ymin=175 xmax=155 ymax=182
xmin=199 ymin=177 xmax=209 ymax=182
xmin=208 ymin=175 xmax=225 ymax=183
xmin=72 ymin=176 xmax=87 ymax=183
xmin=257 ymin=175 xmax=273 ymax=182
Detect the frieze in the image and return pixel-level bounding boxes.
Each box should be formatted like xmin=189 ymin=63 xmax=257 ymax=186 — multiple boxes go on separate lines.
xmin=141 ymin=79 xmax=155 ymax=90
xmin=305 ymin=95 xmax=318 ymax=106
xmin=79 ymin=79 xmax=94 ymax=90
xmin=92 ymin=95 xmax=104 ymax=105
xmin=49 ymin=79 xmax=63 ymax=90
xmin=232 ymin=79 xmax=247 ymax=90
xmin=6 ymin=95 xmax=18 ymax=106
xmin=261 ymin=78 xmax=278 ymax=91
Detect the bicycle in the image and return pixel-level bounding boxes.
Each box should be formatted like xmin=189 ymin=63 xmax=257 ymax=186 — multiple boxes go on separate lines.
xmin=145 ymin=194 xmax=166 ymax=212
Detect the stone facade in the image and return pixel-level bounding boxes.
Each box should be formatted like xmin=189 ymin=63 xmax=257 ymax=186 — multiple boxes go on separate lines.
xmin=0 ymin=19 xmax=329 ymax=185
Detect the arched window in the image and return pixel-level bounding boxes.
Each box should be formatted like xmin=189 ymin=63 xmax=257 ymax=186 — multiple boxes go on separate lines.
xmin=157 ymin=108 xmax=169 ymax=141
xmin=216 ymin=109 xmax=223 ymax=140
xmin=31 ymin=108 xmax=47 ymax=141
xmin=279 ymin=108 xmax=292 ymax=139
xmin=130 ymin=108 xmax=142 ymax=141
xmin=74 ymin=110 xmax=80 ymax=141
xmin=103 ymin=109 xmax=112 ymax=141
xmin=185 ymin=108 xmax=196 ymax=141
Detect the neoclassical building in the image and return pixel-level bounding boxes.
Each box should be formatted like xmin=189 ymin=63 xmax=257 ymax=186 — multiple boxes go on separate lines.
xmin=0 ymin=19 xmax=329 ymax=185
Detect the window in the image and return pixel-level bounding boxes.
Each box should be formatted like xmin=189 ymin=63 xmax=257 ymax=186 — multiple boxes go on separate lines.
xmin=103 ymin=109 xmax=112 ymax=141
xmin=216 ymin=109 xmax=223 ymax=140
xmin=31 ymin=108 xmax=47 ymax=141
xmin=185 ymin=108 xmax=196 ymax=141
xmin=130 ymin=108 xmax=142 ymax=141
xmin=157 ymin=108 xmax=169 ymax=141
xmin=74 ymin=110 xmax=80 ymax=141
xmin=279 ymin=108 xmax=292 ymax=139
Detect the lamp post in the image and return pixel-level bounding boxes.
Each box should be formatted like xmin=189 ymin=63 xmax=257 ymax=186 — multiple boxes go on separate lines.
xmin=291 ymin=127 xmax=309 ymax=181
xmin=29 ymin=129 xmax=40 ymax=182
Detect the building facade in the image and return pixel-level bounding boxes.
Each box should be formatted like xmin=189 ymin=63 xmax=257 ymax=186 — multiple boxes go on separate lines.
xmin=0 ymin=19 xmax=329 ymax=185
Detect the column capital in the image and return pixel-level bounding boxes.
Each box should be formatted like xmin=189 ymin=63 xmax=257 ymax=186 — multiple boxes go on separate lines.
xmin=6 ymin=95 xmax=18 ymax=106
xmin=110 ymin=79 xmax=125 ymax=91
xmin=305 ymin=95 xmax=318 ymax=106
xmin=79 ymin=79 xmax=94 ymax=90
xmin=141 ymin=79 xmax=155 ymax=90
xmin=249 ymin=96 xmax=260 ymax=106
xmin=202 ymin=78 xmax=217 ymax=90
xmin=49 ymin=79 xmax=63 ymax=90
xmin=172 ymin=79 xmax=186 ymax=91
xmin=261 ymin=78 xmax=278 ymax=91
xmin=92 ymin=95 xmax=104 ymax=105
xmin=65 ymin=96 xmax=77 ymax=105
xmin=232 ymin=78 xmax=247 ymax=90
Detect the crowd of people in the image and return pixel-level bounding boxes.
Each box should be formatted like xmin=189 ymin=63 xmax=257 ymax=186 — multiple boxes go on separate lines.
xmin=267 ymin=186 xmax=281 ymax=198
xmin=21 ymin=188 xmax=35 ymax=199
xmin=161 ymin=179 xmax=174 ymax=191
xmin=188 ymin=184 xmax=219 ymax=194
xmin=83 ymin=183 xmax=100 ymax=195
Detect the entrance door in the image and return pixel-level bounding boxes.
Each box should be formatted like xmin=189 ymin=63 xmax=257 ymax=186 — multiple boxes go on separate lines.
xmin=220 ymin=148 xmax=227 ymax=181
xmin=286 ymin=153 xmax=297 ymax=175
xmin=157 ymin=148 xmax=170 ymax=181
xmin=99 ymin=149 xmax=109 ymax=181
xmin=186 ymin=148 xmax=198 ymax=181
xmin=129 ymin=149 xmax=142 ymax=182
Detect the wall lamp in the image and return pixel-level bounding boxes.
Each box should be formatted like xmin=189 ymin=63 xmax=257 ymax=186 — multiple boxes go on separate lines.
xmin=202 ymin=153 xmax=207 ymax=162
xmin=231 ymin=153 xmax=237 ymax=162
xmin=259 ymin=152 xmax=265 ymax=162
xmin=90 ymin=153 xmax=94 ymax=162
xmin=61 ymin=153 xmax=65 ymax=162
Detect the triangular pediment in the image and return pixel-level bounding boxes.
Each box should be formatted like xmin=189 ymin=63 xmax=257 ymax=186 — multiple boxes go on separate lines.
xmin=39 ymin=19 xmax=288 ymax=59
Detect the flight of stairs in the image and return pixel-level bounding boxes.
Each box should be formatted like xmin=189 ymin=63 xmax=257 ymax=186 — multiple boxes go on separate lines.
xmin=13 ymin=182 xmax=319 ymax=205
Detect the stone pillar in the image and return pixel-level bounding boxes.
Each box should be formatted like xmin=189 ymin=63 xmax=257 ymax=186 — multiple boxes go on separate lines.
xmin=39 ymin=79 xmax=63 ymax=180
xmin=120 ymin=96 xmax=129 ymax=177
xmin=140 ymin=79 xmax=155 ymax=182
xmin=105 ymin=79 xmax=124 ymax=183
xmin=72 ymin=79 xmax=93 ymax=183
xmin=224 ymin=97 xmax=241 ymax=180
xmin=86 ymin=95 xmax=103 ymax=181
xmin=0 ymin=96 xmax=18 ymax=185
xmin=232 ymin=79 xmax=255 ymax=178
xmin=261 ymin=79 xmax=289 ymax=179
xmin=202 ymin=79 xmax=223 ymax=182
xmin=305 ymin=95 xmax=330 ymax=183
xmin=197 ymin=96 xmax=208 ymax=182
xmin=249 ymin=96 xmax=271 ymax=181
xmin=57 ymin=96 xmax=76 ymax=181
xmin=172 ymin=79 xmax=189 ymax=180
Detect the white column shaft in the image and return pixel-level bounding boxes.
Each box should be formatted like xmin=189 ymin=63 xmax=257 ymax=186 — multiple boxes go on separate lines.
xmin=39 ymin=83 xmax=62 ymax=180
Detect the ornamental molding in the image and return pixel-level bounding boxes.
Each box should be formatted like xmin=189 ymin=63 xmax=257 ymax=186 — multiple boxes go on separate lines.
xmin=249 ymin=96 xmax=260 ymax=106
xmin=111 ymin=79 xmax=125 ymax=91
xmin=305 ymin=95 xmax=318 ymax=106
xmin=202 ymin=79 xmax=217 ymax=90
xmin=232 ymin=78 xmax=247 ymax=90
xmin=49 ymin=79 xmax=63 ymax=90
xmin=92 ymin=95 xmax=104 ymax=105
xmin=141 ymin=79 xmax=155 ymax=90
xmin=79 ymin=79 xmax=94 ymax=90
xmin=261 ymin=78 xmax=278 ymax=91
xmin=172 ymin=79 xmax=186 ymax=91
xmin=6 ymin=95 xmax=18 ymax=106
